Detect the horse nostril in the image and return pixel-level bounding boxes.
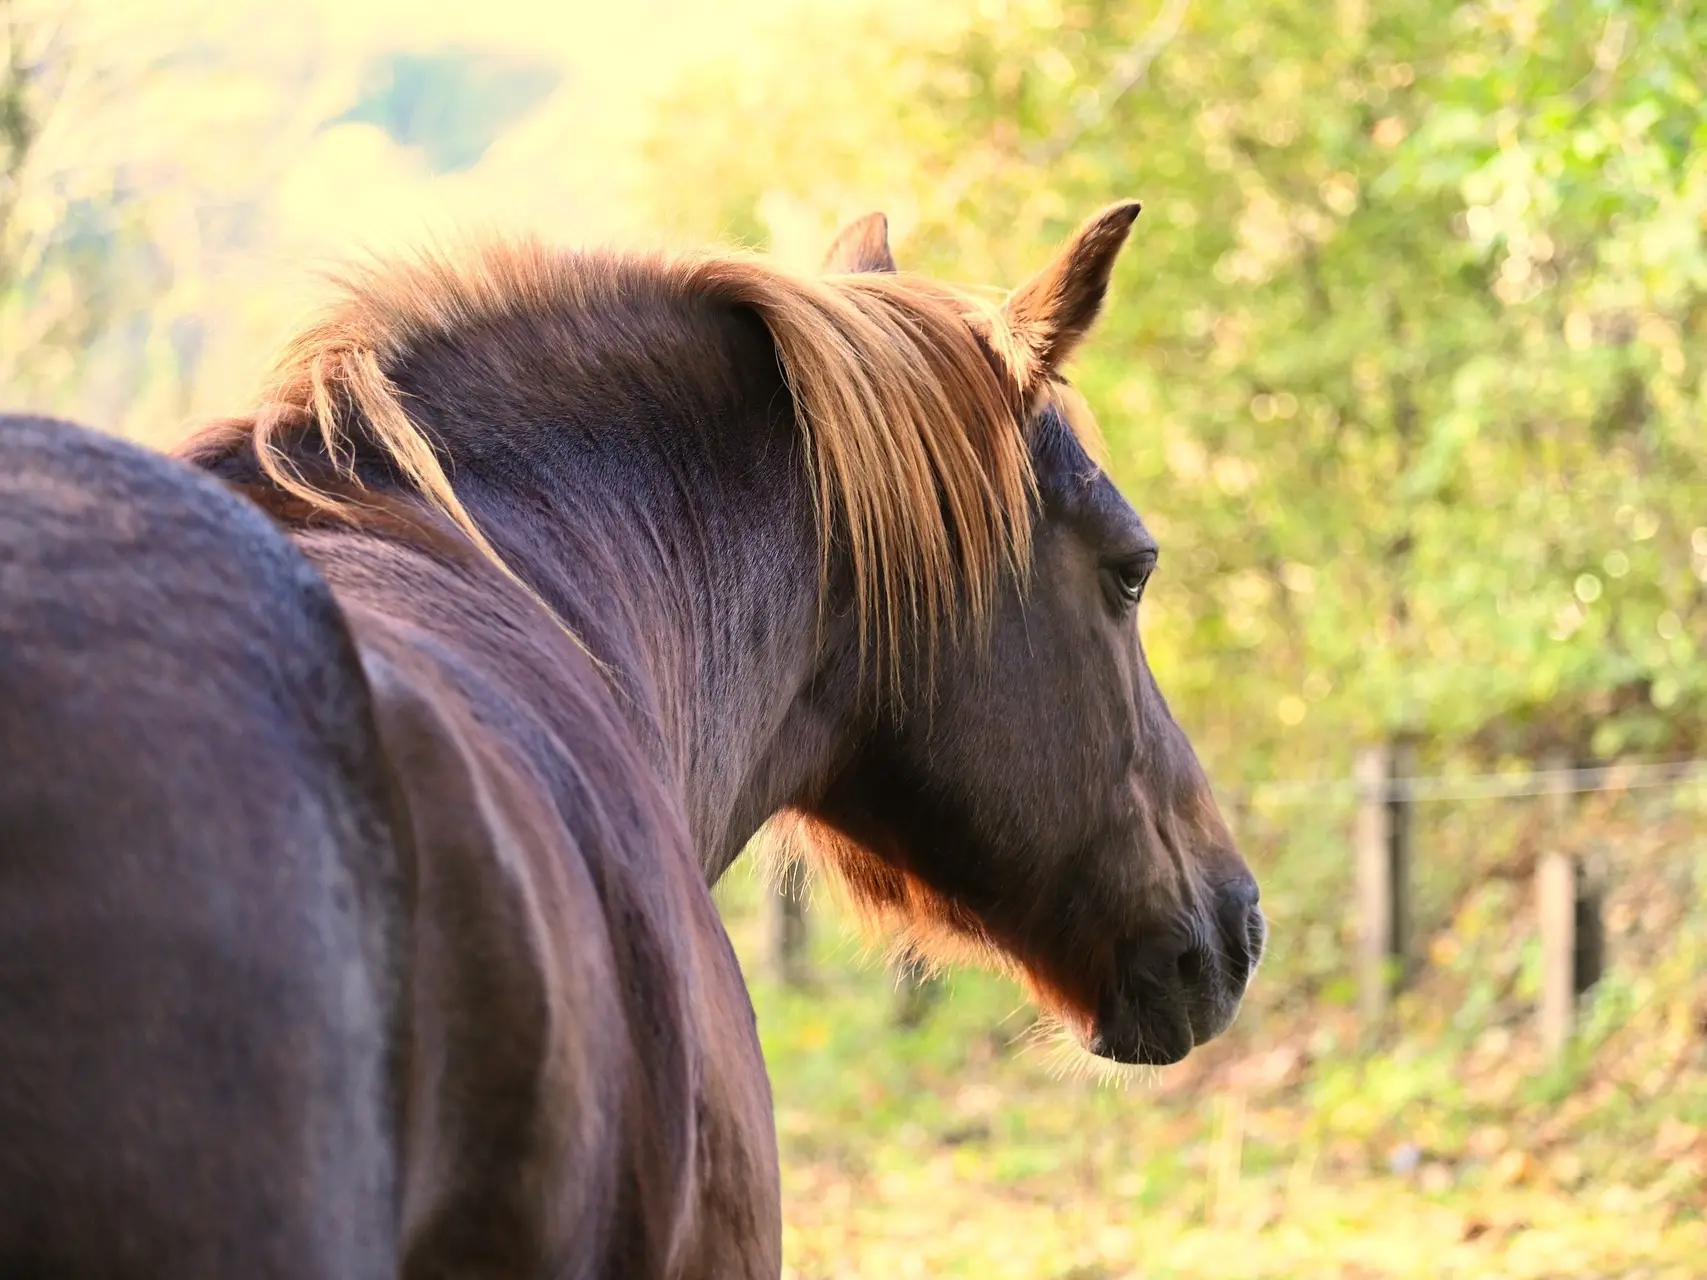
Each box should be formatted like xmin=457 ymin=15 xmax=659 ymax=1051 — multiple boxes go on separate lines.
xmin=1221 ymin=875 xmax=1260 ymax=914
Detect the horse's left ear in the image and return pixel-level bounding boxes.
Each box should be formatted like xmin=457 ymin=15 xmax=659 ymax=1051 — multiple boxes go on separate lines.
xmin=822 ymin=212 xmax=897 ymax=274
xmin=1004 ymin=200 xmax=1141 ymax=382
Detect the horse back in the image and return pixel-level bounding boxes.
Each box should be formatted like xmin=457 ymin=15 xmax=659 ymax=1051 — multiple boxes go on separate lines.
xmin=0 ymin=415 xmax=403 ymax=1277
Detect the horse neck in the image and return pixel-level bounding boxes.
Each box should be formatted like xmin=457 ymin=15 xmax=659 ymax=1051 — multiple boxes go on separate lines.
xmin=421 ymin=305 xmax=857 ymax=880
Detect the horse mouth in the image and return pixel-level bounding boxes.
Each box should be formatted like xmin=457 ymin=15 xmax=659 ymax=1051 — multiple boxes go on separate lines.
xmin=1086 ymin=902 xmax=1266 ymax=1066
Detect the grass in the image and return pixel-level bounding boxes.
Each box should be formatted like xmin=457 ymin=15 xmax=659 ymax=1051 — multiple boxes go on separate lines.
xmin=713 ymin=789 xmax=1707 ymax=1279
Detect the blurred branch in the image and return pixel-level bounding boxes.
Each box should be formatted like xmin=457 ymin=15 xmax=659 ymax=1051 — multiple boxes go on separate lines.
xmin=1026 ymin=0 xmax=1191 ymax=165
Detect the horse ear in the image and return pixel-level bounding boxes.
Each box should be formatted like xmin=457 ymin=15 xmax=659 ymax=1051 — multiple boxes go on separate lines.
xmin=1004 ymin=200 xmax=1141 ymax=380
xmin=822 ymin=212 xmax=897 ymax=274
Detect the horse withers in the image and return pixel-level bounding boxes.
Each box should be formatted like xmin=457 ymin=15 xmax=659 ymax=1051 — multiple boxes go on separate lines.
xmin=0 ymin=203 xmax=1263 ymax=1277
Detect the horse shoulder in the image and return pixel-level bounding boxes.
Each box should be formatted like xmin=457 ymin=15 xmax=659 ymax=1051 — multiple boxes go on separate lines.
xmin=355 ymin=637 xmax=637 ymax=1276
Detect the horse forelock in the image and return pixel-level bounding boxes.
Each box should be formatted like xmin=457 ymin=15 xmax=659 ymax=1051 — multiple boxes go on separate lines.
xmin=227 ymin=239 xmax=1103 ymax=681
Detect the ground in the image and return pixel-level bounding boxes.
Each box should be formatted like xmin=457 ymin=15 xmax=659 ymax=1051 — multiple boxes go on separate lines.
xmin=714 ymin=790 xmax=1707 ymax=1279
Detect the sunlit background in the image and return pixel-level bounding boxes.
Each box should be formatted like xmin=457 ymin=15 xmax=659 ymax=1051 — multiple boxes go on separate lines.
xmin=4 ymin=0 xmax=1704 ymax=1275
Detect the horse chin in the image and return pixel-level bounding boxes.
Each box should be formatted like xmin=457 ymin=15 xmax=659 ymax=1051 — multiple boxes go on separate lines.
xmin=1084 ymin=930 xmax=1237 ymax=1066
xmin=1085 ymin=990 xmax=1196 ymax=1066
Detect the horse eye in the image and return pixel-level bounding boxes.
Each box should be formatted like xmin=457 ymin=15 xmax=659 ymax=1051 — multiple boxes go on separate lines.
xmin=1108 ymin=553 xmax=1156 ymax=606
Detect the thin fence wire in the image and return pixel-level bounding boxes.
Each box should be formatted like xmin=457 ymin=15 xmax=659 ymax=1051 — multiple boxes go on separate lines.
xmin=1226 ymin=757 xmax=1707 ymax=809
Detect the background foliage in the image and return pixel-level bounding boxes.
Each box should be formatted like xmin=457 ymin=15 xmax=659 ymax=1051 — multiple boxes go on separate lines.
xmin=645 ymin=0 xmax=1707 ymax=783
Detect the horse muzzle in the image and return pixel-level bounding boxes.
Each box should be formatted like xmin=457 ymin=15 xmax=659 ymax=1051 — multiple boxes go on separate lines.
xmin=1087 ymin=875 xmax=1265 ymax=1066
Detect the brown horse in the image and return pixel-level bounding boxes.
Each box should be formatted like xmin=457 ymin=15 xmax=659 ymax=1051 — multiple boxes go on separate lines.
xmin=0 ymin=203 xmax=1263 ymax=1277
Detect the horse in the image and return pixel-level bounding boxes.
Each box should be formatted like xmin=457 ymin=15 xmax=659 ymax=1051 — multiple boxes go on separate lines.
xmin=0 ymin=202 xmax=1264 ymax=1277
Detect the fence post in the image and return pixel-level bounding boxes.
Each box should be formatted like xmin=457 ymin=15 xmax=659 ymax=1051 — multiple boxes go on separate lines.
xmin=1537 ymin=750 xmax=1605 ymax=1057
xmin=1355 ymin=739 xmax=1415 ymax=1027
xmin=772 ymin=859 xmax=811 ymax=988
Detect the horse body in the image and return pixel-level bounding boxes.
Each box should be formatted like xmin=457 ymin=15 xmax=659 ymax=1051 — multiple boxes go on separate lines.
xmin=0 ymin=324 xmax=794 ymax=1275
xmin=0 ymin=287 xmax=820 ymax=1277
xmin=0 ymin=206 xmax=1266 ymax=1277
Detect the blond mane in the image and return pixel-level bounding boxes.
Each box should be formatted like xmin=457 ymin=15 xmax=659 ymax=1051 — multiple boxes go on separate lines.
xmin=243 ymin=239 xmax=1090 ymax=673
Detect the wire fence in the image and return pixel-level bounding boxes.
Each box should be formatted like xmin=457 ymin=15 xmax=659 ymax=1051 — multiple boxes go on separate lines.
xmin=1229 ymin=746 xmax=1706 ymax=1050
xmin=1226 ymin=756 xmax=1707 ymax=808
xmin=764 ymin=749 xmax=1706 ymax=1055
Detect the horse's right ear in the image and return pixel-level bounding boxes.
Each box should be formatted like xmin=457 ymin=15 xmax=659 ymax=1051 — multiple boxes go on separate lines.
xmin=1004 ymin=200 xmax=1141 ymax=383
xmin=822 ymin=212 xmax=897 ymax=274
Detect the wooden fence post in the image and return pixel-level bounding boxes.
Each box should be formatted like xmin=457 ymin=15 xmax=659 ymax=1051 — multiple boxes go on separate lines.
xmin=1355 ymin=739 xmax=1415 ymax=1027
xmin=1537 ymin=751 xmax=1605 ymax=1057
xmin=772 ymin=859 xmax=811 ymax=988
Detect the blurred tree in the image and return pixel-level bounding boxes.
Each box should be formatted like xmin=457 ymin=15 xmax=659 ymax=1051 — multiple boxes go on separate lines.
xmin=0 ymin=0 xmax=663 ymax=442
xmin=1 ymin=0 xmax=356 ymax=439
xmin=641 ymin=0 xmax=1707 ymax=778
xmin=0 ymin=1 xmax=174 ymax=423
